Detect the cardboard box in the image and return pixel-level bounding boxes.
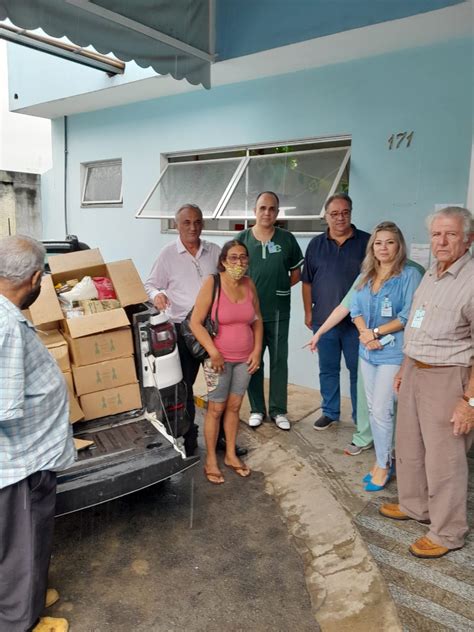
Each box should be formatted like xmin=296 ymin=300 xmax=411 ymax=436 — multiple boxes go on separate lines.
xmin=29 ymin=249 xmax=147 ymax=328
xmin=72 ymin=356 xmax=138 ymax=396
xmin=62 ymin=370 xmax=84 ymax=424
xmin=64 ymin=327 xmax=134 ymax=367
xmin=38 ymin=329 xmax=71 ymax=372
xmin=79 ymin=383 xmax=142 ymax=421
xmin=69 ymin=391 xmax=85 ymax=424
xmin=74 ymin=438 xmax=94 ymax=451
xmin=62 ymin=370 xmax=74 ymax=394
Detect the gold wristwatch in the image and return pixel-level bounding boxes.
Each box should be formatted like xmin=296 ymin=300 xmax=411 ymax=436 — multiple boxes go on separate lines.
xmin=462 ymin=395 xmax=474 ymax=407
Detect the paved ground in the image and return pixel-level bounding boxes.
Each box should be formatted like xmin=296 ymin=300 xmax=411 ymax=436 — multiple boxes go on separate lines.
xmin=46 ymin=378 xmax=474 ymax=631
xmin=47 ymin=445 xmax=317 ymax=632
xmin=290 ymin=409 xmax=474 ymax=632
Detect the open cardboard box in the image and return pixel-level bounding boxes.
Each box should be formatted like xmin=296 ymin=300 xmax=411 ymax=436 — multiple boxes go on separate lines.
xmin=29 ymin=248 xmax=147 ymax=329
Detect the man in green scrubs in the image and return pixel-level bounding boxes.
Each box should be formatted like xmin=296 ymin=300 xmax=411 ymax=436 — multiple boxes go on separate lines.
xmin=238 ymin=192 xmax=304 ymax=430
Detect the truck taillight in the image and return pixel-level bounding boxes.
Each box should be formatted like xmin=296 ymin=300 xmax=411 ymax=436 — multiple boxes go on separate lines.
xmin=149 ymin=321 xmax=177 ymax=357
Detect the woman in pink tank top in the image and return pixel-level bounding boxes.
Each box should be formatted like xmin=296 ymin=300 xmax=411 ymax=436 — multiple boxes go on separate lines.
xmin=190 ymin=240 xmax=263 ymax=485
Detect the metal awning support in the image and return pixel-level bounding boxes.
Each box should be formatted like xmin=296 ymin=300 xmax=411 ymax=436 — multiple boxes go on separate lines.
xmin=0 ymin=22 xmax=125 ymax=74
xmin=0 ymin=0 xmax=213 ymax=88
xmin=65 ymin=0 xmax=213 ymax=64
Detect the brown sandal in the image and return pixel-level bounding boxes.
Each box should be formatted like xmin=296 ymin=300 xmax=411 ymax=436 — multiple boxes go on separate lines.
xmin=204 ymin=467 xmax=224 ymax=485
xmin=224 ymin=462 xmax=251 ymax=478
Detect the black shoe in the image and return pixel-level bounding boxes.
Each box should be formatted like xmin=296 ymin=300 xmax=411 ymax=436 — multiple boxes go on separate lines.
xmin=184 ymin=423 xmax=199 ymax=455
xmin=313 ymin=415 xmax=338 ymax=431
xmin=216 ymin=437 xmax=248 ymax=457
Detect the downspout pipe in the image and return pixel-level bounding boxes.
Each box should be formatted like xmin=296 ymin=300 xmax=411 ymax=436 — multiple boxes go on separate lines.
xmin=64 ymin=115 xmax=68 ymax=235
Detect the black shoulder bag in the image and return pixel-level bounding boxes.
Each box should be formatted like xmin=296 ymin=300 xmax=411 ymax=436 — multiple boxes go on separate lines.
xmin=180 ymin=274 xmax=221 ymax=362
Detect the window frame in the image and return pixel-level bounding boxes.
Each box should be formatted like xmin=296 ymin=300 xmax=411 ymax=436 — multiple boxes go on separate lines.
xmin=80 ymin=158 xmax=123 ymax=208
xmin=135 ymin=136 xmax=351 ymax=230
xmin=137 ymin=155 xmax=244 ymax=219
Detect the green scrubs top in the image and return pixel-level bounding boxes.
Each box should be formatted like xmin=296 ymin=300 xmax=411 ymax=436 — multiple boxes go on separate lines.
xmin=238 ymin=226 xmax=304 ymax=322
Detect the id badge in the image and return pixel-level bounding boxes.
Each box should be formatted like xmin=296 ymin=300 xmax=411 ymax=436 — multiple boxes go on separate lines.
xmin=267 ymin=241 xmax=277 ymax=254
xmin=381 ymin=297 xmax=392 ymax=318
xmin=411 ymin=308 xmax=425 ymax=329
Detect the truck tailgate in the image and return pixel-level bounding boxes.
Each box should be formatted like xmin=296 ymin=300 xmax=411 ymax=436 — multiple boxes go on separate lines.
xmin=56 ymin=416 xmax=199 ymax=515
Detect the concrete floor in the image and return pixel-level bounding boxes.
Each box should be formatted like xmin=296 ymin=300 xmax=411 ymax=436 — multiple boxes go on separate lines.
xmin=46 ymin=377 xmax=474 ymax=632
xmin=47 ymin=449 xmax=318 ymax=631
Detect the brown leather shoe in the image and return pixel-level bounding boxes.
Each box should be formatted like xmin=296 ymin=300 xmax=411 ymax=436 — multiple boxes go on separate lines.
xmin=379 ymin=503 xmax=430 ymax=523
xmin=379 ymin=503 xmax=410 ymax=520
xmin=45 ymin=588 xmax=59 ymax=608
xmin=409 ymin=536 xmax=456 ymax=559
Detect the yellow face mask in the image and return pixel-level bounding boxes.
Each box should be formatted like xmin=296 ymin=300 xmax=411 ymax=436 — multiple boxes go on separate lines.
xmin=224 ymin=263 xmax=247 ymax=281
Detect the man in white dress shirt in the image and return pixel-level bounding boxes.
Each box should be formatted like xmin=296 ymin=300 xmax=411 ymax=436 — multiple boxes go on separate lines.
xmin=145 ymin=204 xmax=247 ymax=457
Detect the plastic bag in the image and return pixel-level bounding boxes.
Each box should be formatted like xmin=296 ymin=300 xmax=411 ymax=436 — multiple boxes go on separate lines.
xmin=59 ymin=276 xmax=98 ymax=307
xmin=92 ymin=277 xmax=117 ymax=300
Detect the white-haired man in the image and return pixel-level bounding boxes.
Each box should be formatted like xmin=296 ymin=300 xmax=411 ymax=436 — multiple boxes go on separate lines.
xmin=0 ymin=235 xmax=75 ymax=632
xmin=145 ymin=204 xmax=247 ymax=457
xmin=380 ymin=207 xmax=474 ymax=558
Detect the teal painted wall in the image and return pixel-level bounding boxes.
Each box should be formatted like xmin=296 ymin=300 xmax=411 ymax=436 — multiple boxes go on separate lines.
xmin=41 ymin=37 xmax=473 ymax=392
xmin=216 ymin=0 xmax=463 ymax=59
xmin=6 ymin=44 xmax=156 ymax=111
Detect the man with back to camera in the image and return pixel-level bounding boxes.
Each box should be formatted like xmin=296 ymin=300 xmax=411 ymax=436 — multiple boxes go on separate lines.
xmin=302 ymin=193 xmax=370 ymax=431
xmin=145 ymin=204 xmax=247 ymax=456
xmin=237 ymin=191 xmax=304 ymax=431
xmin=0 ymin=235 xmax=75 ymax=632
xmin=380 ymin=206 xmax=474 ymax=558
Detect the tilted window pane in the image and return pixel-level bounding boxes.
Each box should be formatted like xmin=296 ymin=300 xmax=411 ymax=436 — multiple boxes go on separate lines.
xmin=84 ymin=162 xmax=122 ymax=203
xmin=220 ymin=149 xmax=348 ymax=218
xmin=140 ymin=159 xmax=241 ymax=218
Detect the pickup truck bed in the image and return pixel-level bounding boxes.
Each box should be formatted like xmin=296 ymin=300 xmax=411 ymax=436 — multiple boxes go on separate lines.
xmin=42 ymin=237 xmax=200 ymax=515
xmin=56 ymin=412 xmax=199 ymax=515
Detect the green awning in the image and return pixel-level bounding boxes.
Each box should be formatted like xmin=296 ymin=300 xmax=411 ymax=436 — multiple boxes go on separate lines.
xmin=0 ymin=0 xmax=213 ymax=88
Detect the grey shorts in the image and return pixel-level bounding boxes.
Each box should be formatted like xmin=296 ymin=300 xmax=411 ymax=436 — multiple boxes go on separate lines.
xmin=203 ymin=360 xmax=251 ymax=402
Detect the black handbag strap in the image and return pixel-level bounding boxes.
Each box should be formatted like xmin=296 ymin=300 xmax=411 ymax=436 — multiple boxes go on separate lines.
xmin=211 ymin=273 xmax=221 ymax=333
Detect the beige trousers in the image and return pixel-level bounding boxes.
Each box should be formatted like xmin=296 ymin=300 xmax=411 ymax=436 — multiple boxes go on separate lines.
xmin=396 ymin=359 xmax=473 ymax=549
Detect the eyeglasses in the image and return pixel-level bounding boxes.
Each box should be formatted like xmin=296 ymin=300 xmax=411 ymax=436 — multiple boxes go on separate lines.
xmin=328 ymin=211 xmax=351 ymax=219
xmin=227 ymin=255 xmax=249 ymax=264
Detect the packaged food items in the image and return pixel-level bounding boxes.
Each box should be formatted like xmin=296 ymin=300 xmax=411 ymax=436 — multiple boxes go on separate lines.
xmin=92 ymin=277 xmax=117 ymax=300
xmin=59 ymin=276 xmax=98 ymax=306
xmin=79 ymin=299 xmax=121 ymax=315
xmin=54 ymin=279 xmax=79 ymax=295
xmin=64 ymin=306 xmax=85 ymax=319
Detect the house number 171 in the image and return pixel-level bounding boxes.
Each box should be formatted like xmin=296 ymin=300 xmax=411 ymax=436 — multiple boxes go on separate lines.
xmin=388 ymin=131 xmax=414 ymax=150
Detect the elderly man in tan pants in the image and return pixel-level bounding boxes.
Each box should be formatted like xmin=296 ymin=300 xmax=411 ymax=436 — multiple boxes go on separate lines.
xmin=380 ymin=206 xmax=474 ymax=559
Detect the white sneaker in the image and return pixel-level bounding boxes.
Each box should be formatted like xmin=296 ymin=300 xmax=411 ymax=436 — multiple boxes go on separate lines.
xmin=248 ymin=413 xmax=264 ymax=428
xmin=272 ymin=415 xmax=290 ymax=431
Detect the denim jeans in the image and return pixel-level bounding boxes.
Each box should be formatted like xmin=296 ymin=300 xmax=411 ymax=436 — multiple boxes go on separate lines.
xmin=315 ymin=320 xmax=358 ymax=422
xmin=359 ymin=358 xmax=399 ymax=468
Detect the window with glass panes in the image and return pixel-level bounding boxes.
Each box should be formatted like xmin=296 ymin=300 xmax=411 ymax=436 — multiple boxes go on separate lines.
xmin=136 ymin=138 xmax=350 ymax=233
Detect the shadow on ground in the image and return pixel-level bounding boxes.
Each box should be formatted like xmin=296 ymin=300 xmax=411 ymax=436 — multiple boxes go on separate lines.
xmin=48 ymin=464 xmax=318 ymax=632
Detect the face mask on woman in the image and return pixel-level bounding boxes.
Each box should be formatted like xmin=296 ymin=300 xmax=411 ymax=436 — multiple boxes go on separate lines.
xmin=224 ymin=263 xmax=247 ymax=281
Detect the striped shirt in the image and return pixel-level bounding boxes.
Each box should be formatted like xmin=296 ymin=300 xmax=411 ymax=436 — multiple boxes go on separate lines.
xmin=144 ymin=237 xmax=220 ymax=323
xmin=403 ymin=252 xmax=474 ymax=367
xmin=0 ymin=296 xmax=75 ymax=489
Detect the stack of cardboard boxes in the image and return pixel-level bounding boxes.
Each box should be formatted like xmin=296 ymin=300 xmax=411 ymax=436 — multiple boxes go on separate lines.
xmin=30 ymin=249 xmax=147 ymax=423
xmin=38 ymin=328 xmax=84 ymax=423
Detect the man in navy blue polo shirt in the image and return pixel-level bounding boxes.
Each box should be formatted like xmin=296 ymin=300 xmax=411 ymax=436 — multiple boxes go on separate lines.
xmin=302 ymin=193 xmax=370 ymax=430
